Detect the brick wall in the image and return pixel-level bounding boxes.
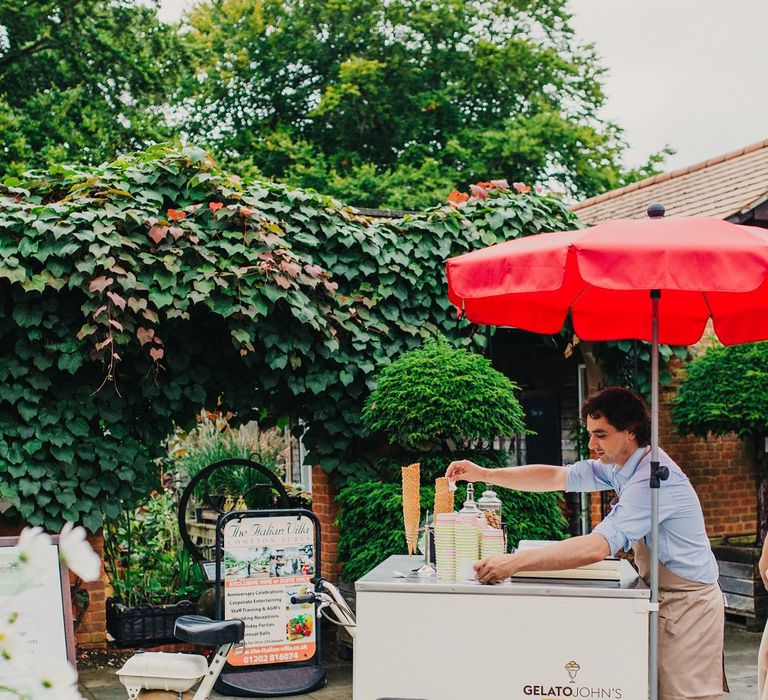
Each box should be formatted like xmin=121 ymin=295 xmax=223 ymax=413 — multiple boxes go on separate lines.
xmin=311 ymin=466 xmax=341 ymax=582
xmin=75 ymin=532 xmax=107 ymax=649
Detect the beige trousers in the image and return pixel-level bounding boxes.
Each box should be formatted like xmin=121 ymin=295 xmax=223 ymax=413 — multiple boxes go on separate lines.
xmin=758 ymin=621 xmax=768 ymax=699
xmin=634 ymin=540 xmax=727 ymax=700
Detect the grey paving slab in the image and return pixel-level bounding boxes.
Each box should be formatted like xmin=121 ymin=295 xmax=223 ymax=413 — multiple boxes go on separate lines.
xmin=79 ymin=624 xmax=762 ymax=700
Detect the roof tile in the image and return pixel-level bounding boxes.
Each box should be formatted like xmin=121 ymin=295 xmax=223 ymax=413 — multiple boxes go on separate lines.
xmin=573 ymin=139 xmax=768 ymax=223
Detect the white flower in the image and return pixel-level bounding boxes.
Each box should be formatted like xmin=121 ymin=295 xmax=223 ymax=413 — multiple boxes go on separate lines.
xmin=58 ymin=523 xmax=101 ymax=582
xmin=17 ymin=526 xmax=52 ymax=574
xmin=28 ymin=657 xmax=83 ymax=699
xmin=0 ymin=617 xmax=28 ymax=663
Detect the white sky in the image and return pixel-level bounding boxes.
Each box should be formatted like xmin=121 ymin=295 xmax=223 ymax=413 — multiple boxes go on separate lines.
xmin=158 ymin=0 xmax=768 ymax=173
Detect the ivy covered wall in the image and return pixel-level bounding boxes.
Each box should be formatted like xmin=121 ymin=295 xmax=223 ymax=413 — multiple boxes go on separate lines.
xmin=0 ymin=145 xmax=579 ymax=531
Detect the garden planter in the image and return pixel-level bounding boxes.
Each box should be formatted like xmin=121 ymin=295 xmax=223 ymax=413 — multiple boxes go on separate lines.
xmin=711 ymin=538 xmax=768 ymax=630
xmin=106 ymin=598 xmax=197 ymax=647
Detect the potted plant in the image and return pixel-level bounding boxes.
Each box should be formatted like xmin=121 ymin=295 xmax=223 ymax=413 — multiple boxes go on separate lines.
xmin=673 ymin=341 xmax=768 ymax=629
xmin=104 ymin=488 xmax=207 ymax=646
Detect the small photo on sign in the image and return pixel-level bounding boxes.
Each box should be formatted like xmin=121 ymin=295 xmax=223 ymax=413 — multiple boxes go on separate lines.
xmin=285 ymin=612 xmax=313 ymax=641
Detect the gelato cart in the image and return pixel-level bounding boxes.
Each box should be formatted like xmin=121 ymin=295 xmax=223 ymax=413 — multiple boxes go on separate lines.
xmin=354 ymin=555 xmax=653 ymax=700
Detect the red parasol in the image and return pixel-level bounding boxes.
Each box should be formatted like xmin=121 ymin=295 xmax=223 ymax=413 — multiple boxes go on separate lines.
xmin=445 ymin=207 xmax=768 ymax=700
xmin=447 ymin=214 xmax=768 ymax=346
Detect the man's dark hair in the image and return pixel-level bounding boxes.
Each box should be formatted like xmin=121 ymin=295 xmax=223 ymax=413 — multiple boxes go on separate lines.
xmin=580 ymin=387 xmax=651 ymax=447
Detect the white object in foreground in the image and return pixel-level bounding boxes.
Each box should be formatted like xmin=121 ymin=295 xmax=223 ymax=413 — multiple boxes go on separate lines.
xmin=117 ymin=652 xmax=209 ymax=692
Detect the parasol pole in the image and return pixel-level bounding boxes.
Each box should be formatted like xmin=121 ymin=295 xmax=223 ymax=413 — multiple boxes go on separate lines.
xmin=649 ymin=289 xmax=660 ymax=700
xmin=646 ymin=202 xmax=669 ymax=700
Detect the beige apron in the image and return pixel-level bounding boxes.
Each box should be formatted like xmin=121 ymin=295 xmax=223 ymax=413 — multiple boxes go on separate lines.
xmin=634 ymin=539 xmax=727 ymax=699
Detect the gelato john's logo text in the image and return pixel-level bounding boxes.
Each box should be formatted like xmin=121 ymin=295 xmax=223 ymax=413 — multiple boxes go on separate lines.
xmin=522 ymin=687 xmax=622 ymax=698
xmin=522 ymin=661 xmax=622 ymax=698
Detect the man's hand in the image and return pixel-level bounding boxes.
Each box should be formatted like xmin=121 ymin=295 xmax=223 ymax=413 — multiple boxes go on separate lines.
xmin=474 ymin=554 xmax=520 ymax=584
xmin=445 ymin=459 xmax=484 ymax=483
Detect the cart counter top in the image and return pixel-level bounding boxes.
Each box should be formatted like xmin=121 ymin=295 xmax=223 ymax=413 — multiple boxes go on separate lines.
xmin=356 ymin=554 xmax=649 ymax=599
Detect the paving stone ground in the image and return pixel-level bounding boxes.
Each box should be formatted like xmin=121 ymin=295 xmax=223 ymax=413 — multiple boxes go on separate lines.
xmin=80 ymin=624 xmax=761 ymax=699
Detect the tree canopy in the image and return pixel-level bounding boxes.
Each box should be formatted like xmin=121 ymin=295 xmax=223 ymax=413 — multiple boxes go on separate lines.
xmin=0 ymin=0 xmax=184 ymax=177
xmin=0 ymin=0 xmax=665 ymax=204
xmin=176 ymin=0 xmax=657 ymax=208
xmin=0 ymin=145 xmax=578 ymax=531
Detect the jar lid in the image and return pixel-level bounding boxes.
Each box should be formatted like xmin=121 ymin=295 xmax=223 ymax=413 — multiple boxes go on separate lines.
xmin=458 ymin=482 xmax=480 ymax=516
xmin=477 ymin=486 xmax=502 ymax=511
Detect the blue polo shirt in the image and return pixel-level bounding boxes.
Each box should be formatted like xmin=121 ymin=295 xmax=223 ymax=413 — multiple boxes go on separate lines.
xmin=566 ymin=446 xmax=718 ymax=584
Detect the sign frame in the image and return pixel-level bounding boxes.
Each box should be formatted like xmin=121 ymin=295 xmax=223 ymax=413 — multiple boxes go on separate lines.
xmin=0 ymin=535 xmax=76 ymax=667
xmin=215 ymin=508 xmax=323 ymax=673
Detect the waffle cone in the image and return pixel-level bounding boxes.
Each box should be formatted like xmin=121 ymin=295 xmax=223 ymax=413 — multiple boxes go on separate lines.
xmin=433 ymin=477 xmax=454 ymax=515
xmin=402 ymin=463 xmax=421 ymax=555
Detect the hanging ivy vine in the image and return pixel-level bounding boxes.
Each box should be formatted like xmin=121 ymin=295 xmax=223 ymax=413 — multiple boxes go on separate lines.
xmin=0 ymin=146 xmax=581 ymax=531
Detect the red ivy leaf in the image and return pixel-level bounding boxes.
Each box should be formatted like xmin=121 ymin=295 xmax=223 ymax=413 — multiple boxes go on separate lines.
xmin=109 ymin=319 xmax=123 ymax=331
xmin=240 ymin=207 xmax=253 ymax=218
xmin=447 ymin=190 xmax=469 ymax=206
xmin=106 ymin=291 xmax=126 ymax=310
xmin=92 ymin=305 xmax=108 ymax=319
xmin=513 ymin=182 xmax=531 ymax=194
xmin=149 ymin=347 xmax=164 ymax=361
xmin=469 ymin=184 xmax=488 ymax=199
xmin=273 ymin=275 xmax=292 ymax=289
xmin=209 ymin=202 xmax=223 ymax=212
xmin=324 ymin=280 xmax=339 ymax=293
xmin=149 ymin=226 xmax=168 ymax=244
xmin=490 ymin=179 xmax=509 ymax=190
xmin=136 ymin=327 xmax=155 ymax=346
xmin=279 ymin=260 xmax=302 ymax=277
xmin=169 ymin=227 xmax=184 ymax=240
xmin=167 ymin=209 xmax=186 ymax=221
xmin=89 ymin=276 xmax=113 ymax=293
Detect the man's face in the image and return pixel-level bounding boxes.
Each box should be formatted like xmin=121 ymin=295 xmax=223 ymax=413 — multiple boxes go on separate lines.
xmin=586 ymin=415 xmax=638 ymax=467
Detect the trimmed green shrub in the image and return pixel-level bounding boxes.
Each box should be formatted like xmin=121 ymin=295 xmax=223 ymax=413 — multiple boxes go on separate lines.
xmin=673 ymin=342 xmax=768 ymax=437
xmin=362 ymin=338 xmax=526 ymax=450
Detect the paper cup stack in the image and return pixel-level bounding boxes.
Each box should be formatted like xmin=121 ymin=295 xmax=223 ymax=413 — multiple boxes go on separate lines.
xmin=434 ymin=512 xmax=456 ymax=580
xmin=454 ymin=514 xmax=481 ymax=580
xmin=480 ymin=526 xmax=505 ymax=559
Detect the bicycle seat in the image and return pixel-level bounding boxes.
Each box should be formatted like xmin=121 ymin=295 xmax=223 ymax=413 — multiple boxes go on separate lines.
xmin=174 ymin=615 xmax=245 ymax=646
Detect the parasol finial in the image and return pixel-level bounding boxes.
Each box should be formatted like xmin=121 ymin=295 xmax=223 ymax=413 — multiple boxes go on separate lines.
xmin=646 ymin=202 xmax=666 ymax=218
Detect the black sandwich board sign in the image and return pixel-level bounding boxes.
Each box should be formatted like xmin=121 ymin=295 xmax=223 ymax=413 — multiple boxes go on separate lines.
xmin=214 ymin=509 xmax=326 ymax=696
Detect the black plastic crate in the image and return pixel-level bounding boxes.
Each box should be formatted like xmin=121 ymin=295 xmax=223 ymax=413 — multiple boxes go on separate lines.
xmin=106 ymin=597 xmax=197 ymax=646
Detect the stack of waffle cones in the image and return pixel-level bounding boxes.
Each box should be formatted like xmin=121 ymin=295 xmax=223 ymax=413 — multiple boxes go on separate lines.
xmin=401 ymin=463 xmax=421 ymax=555
xmin=433 ymin=476 xmax=454 ymax=515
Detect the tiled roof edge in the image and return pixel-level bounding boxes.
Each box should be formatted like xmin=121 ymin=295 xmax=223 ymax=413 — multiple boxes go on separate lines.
xmin=572 ymin=138 xmax=768 ymax=212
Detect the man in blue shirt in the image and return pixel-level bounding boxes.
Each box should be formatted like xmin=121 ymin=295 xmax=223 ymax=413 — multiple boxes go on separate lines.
xmin=446 ymin=386 xmax=725 ymax=700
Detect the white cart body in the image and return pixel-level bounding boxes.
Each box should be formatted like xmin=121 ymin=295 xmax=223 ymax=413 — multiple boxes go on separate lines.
xmin=354 ymin=555 xmax=652 ymax=700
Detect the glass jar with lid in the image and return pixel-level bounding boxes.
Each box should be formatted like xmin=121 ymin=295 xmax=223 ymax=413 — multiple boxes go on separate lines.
xmin=477 ymin=486 xmax=502 ymax=521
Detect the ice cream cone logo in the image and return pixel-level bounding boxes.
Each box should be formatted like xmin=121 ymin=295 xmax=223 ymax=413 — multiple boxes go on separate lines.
xmin=564 ymin=660 xmax=580 ymax=683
